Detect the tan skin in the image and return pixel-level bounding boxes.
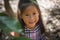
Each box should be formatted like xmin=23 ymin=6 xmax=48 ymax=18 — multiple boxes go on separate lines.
xmin=21 ymin=5 xmax=39 ymax=29
xmin=10 ymin=5 xmax=39 ymax=37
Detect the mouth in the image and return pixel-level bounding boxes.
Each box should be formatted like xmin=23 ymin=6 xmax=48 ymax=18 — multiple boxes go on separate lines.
xmin=29 ymin=21 xmax=35 ymax=24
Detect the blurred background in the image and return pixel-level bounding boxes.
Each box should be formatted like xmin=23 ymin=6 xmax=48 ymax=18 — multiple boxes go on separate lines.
xmin=0 ymin=0 xmax=19 ymax=13
xmin=0 ymin=0 xmax=60 ymax=40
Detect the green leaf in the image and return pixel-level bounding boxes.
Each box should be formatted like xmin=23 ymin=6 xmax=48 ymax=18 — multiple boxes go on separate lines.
xmin=0 ymin=13 xmax=8 ymax=16
xmin=0 ymin=20 xmax=12 ymax=35
xmin=0 ymin=21 xmax=6 ymax=29
xmin=12 ymin=36 xmax=32 ymax=40
xmin=0 ymin=16 xmax=23 ymax=35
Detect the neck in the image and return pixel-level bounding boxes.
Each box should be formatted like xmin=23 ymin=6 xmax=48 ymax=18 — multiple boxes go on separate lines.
xmin=26 ymin=26 xmax=35 ymax=30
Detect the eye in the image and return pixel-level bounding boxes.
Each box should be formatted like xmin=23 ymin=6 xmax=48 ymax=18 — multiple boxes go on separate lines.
xmin=25 ymin=14 xmax=29 ymax=16
xmin=33 ymin=13 xmax=36 ymax=15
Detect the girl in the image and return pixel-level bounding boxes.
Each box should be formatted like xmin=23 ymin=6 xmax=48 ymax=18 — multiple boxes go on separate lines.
xmin=11 ymin=0 xmax=46 ymax=40
xmin=18 ymin=0 xmax=46 ymax=40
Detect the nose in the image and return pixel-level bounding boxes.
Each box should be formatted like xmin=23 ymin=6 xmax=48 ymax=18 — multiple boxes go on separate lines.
xmin=29 ymin=16 xmax=34 ymax=20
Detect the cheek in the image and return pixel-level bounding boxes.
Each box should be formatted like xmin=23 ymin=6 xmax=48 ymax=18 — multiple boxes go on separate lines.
xmin=35 ymin=14 xmax=39 ymax=22
xmin=35 ymin=16 xmax=39 ymax=22
xmin=22 ymin=18 xmax=29 ymax=24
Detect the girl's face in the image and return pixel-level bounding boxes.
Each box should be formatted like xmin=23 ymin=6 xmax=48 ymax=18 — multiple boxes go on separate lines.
xmin=21 ymin=5 xmax=39 ymax=29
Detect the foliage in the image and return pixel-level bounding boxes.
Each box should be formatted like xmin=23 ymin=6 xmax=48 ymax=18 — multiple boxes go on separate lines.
xmin=0 ymin=13 xmax=31 ymax=40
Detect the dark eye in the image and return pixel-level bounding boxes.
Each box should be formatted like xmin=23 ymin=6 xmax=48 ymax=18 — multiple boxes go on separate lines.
xmin=33 ymin=13 xmax=36 ymax=15
xmin=25 ymin=14 xmax=29 ymax=16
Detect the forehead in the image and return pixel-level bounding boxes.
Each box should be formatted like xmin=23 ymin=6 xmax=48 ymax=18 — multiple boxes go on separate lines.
xmin=23 ymin=5 xmax=38 ymax=14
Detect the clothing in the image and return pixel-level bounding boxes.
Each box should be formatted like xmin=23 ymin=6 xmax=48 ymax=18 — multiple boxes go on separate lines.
xmin=24 ymin=25 xmax=46 ymax=40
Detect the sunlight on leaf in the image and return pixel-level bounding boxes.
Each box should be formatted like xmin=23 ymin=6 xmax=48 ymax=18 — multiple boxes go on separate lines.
xmin=0 ymin=16 xmax=23 ymax=35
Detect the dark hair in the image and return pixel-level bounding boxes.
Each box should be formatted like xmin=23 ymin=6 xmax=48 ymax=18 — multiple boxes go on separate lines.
xmin=18 ymin=0 xmax=45 ymax=34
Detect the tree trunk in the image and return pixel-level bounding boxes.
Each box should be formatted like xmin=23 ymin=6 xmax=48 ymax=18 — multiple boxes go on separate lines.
xmin=4 ymin=0 xmax=16 ymax=18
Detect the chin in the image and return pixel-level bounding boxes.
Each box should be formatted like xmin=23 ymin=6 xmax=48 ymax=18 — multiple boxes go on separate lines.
xmin=29 ymin=24 xmax=35 ymax=28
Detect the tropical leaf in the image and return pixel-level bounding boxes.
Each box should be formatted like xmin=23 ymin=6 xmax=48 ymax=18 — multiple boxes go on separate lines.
xmin=0 ymin=16 xmax=23 ymax=35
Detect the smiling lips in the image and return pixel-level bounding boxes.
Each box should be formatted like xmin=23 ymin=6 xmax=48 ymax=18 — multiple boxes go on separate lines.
xmin=29 ymin=21 xmax=35 ymax=24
